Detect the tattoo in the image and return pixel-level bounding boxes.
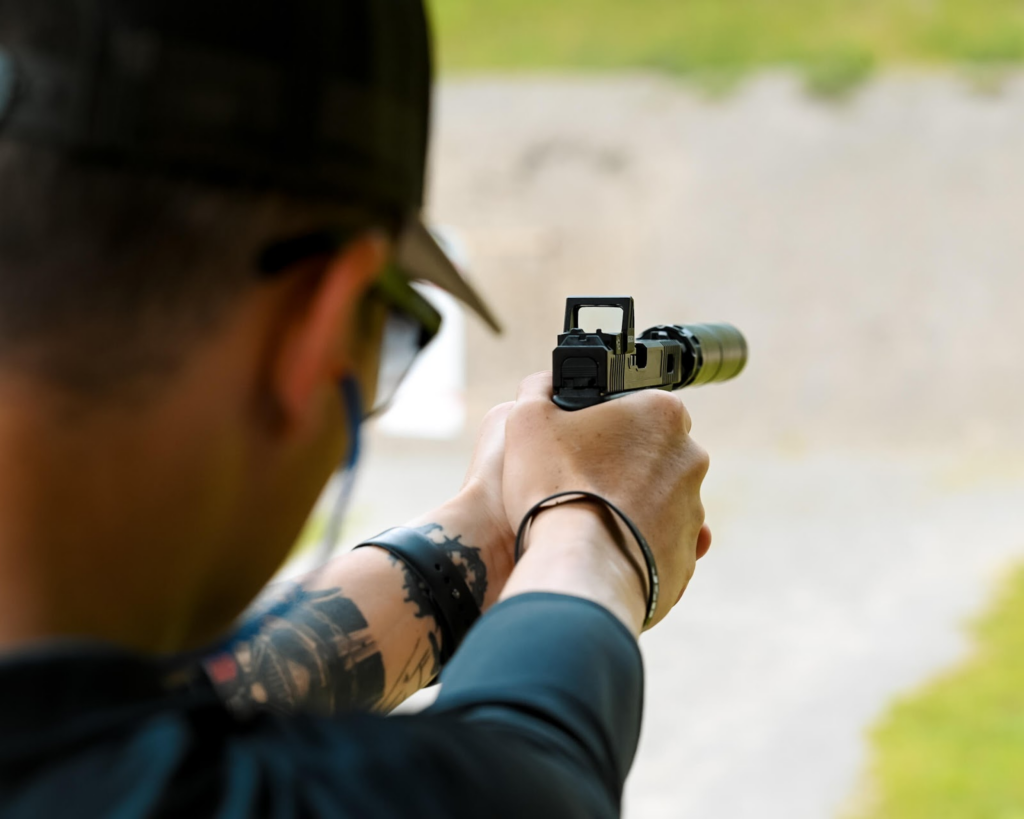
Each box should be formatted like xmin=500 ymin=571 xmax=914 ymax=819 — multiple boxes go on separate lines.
xmin=391 ymin=554 xmax=438 ymax=620
xmin=378 ymin=635 xmax=441 ymax=713
xmin=206 ymin=583 xmax=385 ymax=717
xmin=206 ymin=524 xmax=488 ymax=717
xmin=410 ymin=523 xmax=489 ymax=609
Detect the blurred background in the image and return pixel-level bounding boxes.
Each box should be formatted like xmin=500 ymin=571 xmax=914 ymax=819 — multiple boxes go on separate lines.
xmin=315 ymin=3 xmax=1024 ymax=817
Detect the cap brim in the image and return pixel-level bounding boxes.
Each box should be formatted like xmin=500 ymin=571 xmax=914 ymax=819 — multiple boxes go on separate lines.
xmin=395 ymin=219 xmax=502 ymax=334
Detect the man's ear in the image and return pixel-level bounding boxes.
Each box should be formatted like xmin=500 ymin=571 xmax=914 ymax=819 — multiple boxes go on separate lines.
xmin=273 ymin=232 xmax=390 ymax=435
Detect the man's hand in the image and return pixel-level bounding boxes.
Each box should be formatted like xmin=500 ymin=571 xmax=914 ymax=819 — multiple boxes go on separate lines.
xmin=405 ymin=402 xmax=516 ymax=610
xmin=460 ymin=402 xmax=515 ymax=548
xmin=502 ymin=372 xmax=712 ymax=630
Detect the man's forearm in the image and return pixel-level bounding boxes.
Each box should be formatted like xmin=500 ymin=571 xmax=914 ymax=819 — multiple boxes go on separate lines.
xmin=204 ymin=489 xmax=513 ymax=715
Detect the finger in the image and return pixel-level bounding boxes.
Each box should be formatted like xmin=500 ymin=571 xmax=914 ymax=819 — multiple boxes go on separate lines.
xmin=464 ymin=402 xmax=513 ymax=480
xmin=695 ymin=524 xmax=712 ymax=560
xmin=633 ymin=390 xmax=692 ymax=434
xmin=472 ymin=403 xmax=511 ymax=457
xmin=479 ymin=401 xmax=514 ymax=437
xmin=679 ymin=400 xmax=693 ymax=435
xmin=516 ymin=371 xmax=554 ymax=403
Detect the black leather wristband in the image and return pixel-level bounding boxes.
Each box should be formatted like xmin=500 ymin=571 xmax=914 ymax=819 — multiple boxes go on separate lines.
xmin=355 ymin=527 xmax=481 ymax=664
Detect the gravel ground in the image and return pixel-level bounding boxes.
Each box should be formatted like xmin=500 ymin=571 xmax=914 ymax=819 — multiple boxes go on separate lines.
xmin=331 ymin=73 xmax=1024 ymax=819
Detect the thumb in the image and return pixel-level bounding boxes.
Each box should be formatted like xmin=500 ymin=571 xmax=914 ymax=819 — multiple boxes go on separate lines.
xmin=462 ymin=402 xmax=514 ymax=491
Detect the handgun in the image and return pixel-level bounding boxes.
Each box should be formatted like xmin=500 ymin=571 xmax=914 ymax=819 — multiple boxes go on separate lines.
xmin=552 ymin=297 xmax=748 ymax=411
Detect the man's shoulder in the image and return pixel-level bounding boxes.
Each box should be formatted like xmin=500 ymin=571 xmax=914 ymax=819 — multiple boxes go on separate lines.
xmin=0 ymin=646 xmax=394 ymax=818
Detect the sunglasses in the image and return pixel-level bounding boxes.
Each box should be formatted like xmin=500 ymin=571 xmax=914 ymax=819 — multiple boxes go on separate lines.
xmin=258 ymin=228 xmax=443 ymax=417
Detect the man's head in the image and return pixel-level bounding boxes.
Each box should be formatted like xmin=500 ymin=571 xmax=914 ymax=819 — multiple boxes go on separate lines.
xmin=0 ymin=0 xmax=496 ymax=653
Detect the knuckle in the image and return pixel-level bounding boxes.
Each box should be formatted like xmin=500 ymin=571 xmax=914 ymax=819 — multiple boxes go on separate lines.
xmin=692 ymin=444 xmax=711 ymax=477
xmin=637 ymin=389 xmax=682 ymax=421
xmin=506 ymin=396 xmax=548 ymax=434
xmin=484 ymin=401 xmax=515 ymax=423
xmin=517 ymin=371 xmax=554 ymax=397
xmin=506 ymin=400 xmax=529 ymax=425
xmin=678 ymin=400 xmax=693 ymax=430
xmin=503 ymin=403 xmax=526 ymax=432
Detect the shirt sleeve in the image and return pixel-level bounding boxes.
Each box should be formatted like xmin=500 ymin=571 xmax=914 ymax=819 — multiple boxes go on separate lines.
xmin=423 ymin=592 xmax=645 ymax=817
xmin=214 ymin=593 xmax=644 ymax=819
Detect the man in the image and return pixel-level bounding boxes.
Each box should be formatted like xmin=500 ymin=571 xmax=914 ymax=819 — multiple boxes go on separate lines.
xmin=0 ymin=1 xmax=712 ymax=816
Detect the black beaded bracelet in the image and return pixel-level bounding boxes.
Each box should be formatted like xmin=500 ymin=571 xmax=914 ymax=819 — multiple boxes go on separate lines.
xmin=513 ymin=491 xmax=660 ymax=628
xmin=355 ymin=527 xmax=481 ymax=665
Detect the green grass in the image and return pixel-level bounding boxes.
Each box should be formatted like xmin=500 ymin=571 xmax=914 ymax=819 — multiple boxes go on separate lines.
xmin=430 ymin=0 xmax=1024 ymax=94
xmin=855 ymin=565 xmax=1024 ymax=819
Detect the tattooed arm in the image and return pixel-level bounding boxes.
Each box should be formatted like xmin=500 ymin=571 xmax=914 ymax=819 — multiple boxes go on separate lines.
xmin=205 ymin=484 xmax=515 ymax=716
xmin=205 ymin=404 xmax=515 ymax=716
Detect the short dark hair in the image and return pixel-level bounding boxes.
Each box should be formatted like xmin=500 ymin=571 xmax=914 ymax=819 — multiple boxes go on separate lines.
xmin=0 ymin=0 xmax=393 ymax=400
xmin=0 ymin=141 xmax=372 ymax=398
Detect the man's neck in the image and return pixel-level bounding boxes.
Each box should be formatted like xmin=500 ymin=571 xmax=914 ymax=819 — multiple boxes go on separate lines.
xmin=0 ymin=376 xmax=232 ymax=655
